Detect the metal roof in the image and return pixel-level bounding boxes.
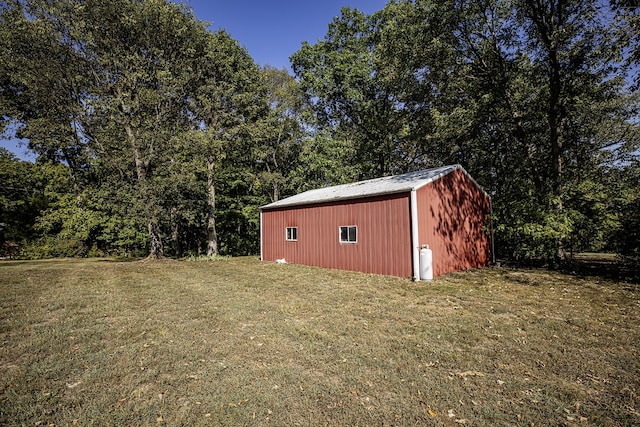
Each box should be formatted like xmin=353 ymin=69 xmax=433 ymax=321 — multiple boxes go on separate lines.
xmin=262 ymin=164 xmax=467 ymax=210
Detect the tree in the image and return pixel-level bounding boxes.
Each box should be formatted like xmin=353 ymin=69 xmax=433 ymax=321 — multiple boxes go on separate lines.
xmin=291 ymin=0 xmax=639 ymax=264
xmin=611 ymin=0 xmax=640 ymax=90
xmin=0 ymin=149 xmax=47 ymax=256
xmin=189 ymin=30 xmax=266 ymax=256
xmin=0 ymin=0 xmax=91 ymax=183
xmin=608 ymin=155 xmax=640 ymax=270
xmin=289 ymin=131 xmax=360 ymax=191
xmin=291 ymin=7 xmax=427 ymax=178
xmin=255 ymin=66 xmax=305 ymax=202
xmin=83 ymin=0 xmax=210 ymax=258
xmin=2 ymin=0 xmax=277 ymax=259
xmin=1 ymin=0 xmax=214 ymax=258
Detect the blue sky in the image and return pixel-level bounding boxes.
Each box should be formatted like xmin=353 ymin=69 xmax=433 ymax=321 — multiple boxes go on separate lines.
xmin=183 ymin=0 xmax=388 ymax=69
xmin=1 ymin=0 xmax=388 ymax=160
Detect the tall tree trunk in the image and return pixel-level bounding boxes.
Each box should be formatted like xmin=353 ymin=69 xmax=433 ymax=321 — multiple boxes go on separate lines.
xmin=526 ymin=0 xmax=567 ymax=262
xmin=206 ymin=159 xmax=218 ymax=256
xmin=127 ymin=124 xmax=164 ymax=259
xmin=548 ymin=43 xmax=567 ymax=262
xmin=171 ymin=206 xmax=181 ymax=257
xmin=273 ymin=181 xmax=279 ymax=203
xmin=148 ymin=221 xmax=164 ymax=259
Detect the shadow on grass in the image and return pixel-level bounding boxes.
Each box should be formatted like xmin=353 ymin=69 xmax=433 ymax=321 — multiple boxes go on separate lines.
xmin=564 ymin=253 xmax=640 ymax=285
xmin=496 ymin=253 xmax=639 ymax=285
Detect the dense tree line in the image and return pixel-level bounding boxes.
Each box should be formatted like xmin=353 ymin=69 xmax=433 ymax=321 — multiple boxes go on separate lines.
xmin=1 ymin=0 xmax=304 ymax=258
xmin=1 ymin=0 xmax=638 ymax=266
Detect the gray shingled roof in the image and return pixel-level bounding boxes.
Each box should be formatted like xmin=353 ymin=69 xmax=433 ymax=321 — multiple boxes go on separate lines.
xmin=262 ymin=164 xmax=464 ymax=210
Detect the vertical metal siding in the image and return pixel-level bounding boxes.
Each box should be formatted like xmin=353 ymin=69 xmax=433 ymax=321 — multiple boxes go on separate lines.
xmin=416 ymin=168 xmax=491 ymax=277
xmin=262 ymin=193 xmax=413 ymax=277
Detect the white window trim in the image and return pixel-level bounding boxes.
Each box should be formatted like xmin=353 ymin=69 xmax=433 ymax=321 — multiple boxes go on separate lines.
xmin=339 ymin=225 xmax=358 ymax=244
xmin=286 ymin=227 xmax=298 ymax=241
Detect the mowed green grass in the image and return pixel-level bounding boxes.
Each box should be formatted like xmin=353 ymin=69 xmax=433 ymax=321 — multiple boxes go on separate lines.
xmin=1 ymin=258 xmax=638 ymax=426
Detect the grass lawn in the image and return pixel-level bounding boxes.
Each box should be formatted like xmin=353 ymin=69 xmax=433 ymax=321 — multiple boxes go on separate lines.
xmin=1 ymin=257 xmax=639 ymax=426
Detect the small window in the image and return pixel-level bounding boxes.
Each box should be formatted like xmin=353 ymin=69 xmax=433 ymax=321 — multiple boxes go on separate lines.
xmin=286 ymin=227 xmax=298 ymax=241
xmin=339 ymin=226 xmax=357 ymax=244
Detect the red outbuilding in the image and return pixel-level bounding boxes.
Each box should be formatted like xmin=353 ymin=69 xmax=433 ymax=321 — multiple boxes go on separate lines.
xmin=260 ymin=165 xmax=493 ymax=280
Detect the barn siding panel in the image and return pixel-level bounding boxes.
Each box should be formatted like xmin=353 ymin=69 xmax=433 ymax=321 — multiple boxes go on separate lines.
xmin=416 ymin=168 xmax=491 ymax=277
xmin=262 ymin=193 xmax=412 ymax=277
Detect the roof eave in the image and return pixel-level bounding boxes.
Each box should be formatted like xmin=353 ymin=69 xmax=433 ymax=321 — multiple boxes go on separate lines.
xmin=260 ymin=188 xmax=411 ymax=211
xmin=260 ymin=164 xmax=490 ymax=210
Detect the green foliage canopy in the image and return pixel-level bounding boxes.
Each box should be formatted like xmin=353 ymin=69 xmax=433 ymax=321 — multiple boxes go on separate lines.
xmin=291 ymin=0 xmax=639 ymax=263
xmin=1 ymin=0 xmax=637 ymax=265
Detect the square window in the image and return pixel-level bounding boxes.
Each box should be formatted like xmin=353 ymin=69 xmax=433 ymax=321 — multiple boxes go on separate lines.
xmin=339 ymin=226 xmax=357 ymax=243
xmin=286 ymin=227 xmax=298 ymax=241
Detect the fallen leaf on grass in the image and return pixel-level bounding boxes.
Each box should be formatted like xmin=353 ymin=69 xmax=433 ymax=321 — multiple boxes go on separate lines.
xmin=228 ymin=400 xmax=249 ymax=408
xmin=457 ymin=371 xmax=485 ymax=379
xmin=428 ymin=409 xmax=437 ymax=417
